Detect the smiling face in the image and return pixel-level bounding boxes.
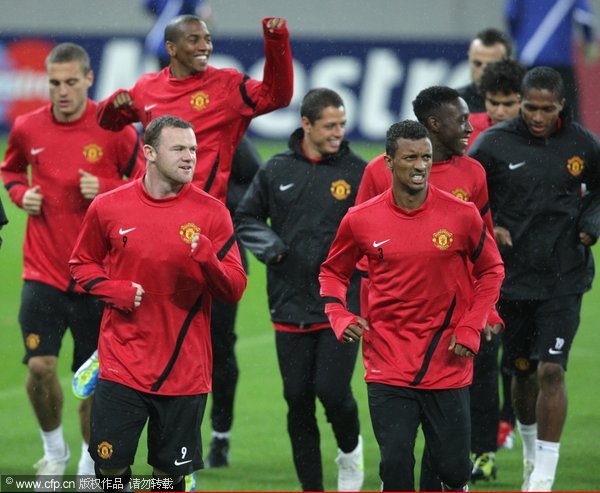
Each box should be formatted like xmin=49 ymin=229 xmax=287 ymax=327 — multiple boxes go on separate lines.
xmin=167 ymin=19 xmax=213 ymax=77
xmin=521 ymin=88 xmax=564 ymax=139
xmin=47 ymin=60 xmax=93 ymax=122
xmin=385 ymin=136 xmax=432 ymax=203
xmin=301 ymin=105 xmax=346 ymax=159
xmin=432 ymin=98 xmax=473 ymax=159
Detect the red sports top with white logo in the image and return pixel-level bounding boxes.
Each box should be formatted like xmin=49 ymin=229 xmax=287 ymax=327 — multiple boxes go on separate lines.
xmin=320 ymin=186 xmax=504 ymax=389
xmin=96 ymin=18 xmax=293 ymax=203
xmin=1 ymin=101 xmax=144 ymax=292
xmin=69 ymin=179 xmax=247 ymax=395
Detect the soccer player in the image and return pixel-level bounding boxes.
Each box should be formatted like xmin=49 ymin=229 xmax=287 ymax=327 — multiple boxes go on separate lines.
xmin=95 ymin=14 xmax=292 ymax=463
xmin=468 ymin=59 xmax=526 ymax=148
xmin=468 ymin=67 xmax=600 ymax=491
xmin=456 ymin=28 xmax=513 ymax=113
xmin=69 ymin=115 xmax=247 ymax=491
xmin=319 ymin=119 xmax=504 ymax=492
xmin=0 ymin=42 xmax=144 ymax=478
xmin=235 ymin=88 xmax=366 ymax=492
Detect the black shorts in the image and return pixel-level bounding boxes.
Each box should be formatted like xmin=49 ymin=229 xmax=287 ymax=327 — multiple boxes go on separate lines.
xmin=19 ymin=280 xmax=103 ymax=371
xmin=90 ymin=379 xmax=207 ymax=474
xmin=498 ymin=294 xmax=582 ymax=375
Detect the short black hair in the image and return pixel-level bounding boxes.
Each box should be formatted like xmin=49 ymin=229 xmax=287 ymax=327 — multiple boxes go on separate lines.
xmin=412 ymin=86 xmax=460 ymax=125
xmin=144 ymin=115 xmax=194 ymax=148
xmin=480 ymin=59 xmax=526 ymax=96
xmin=300 ymin=88 xmax=344 ymax=124
xmin=385 ymin=120 xmax=430 ymax=157
xmin=45 ymin=42 xmax=91 ymax=74
xmin=521 ymin=66 xmax=565 ymax=100
xmin=165 ymin=14 xmax=204 ymax=44
xmin=474 ymin=28 xmax=513 ymax=58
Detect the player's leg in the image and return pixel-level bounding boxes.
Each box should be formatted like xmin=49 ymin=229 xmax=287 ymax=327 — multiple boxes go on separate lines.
xmin=367 ymin=383 xmax=420 ymax=492
xmin=315 ymin=328 xmax=363 ymax=491
xmin=275 ymin=330 xmax=322 ymax=491
xmin=498 ymin=298 xmax=538 ymax=491
xmin=20 ymin=281 xmax=70 ymax=476
xmin=69 ymin=291 xmax=103 ymax=476
xmin=527 ymin=294 xmax=581 ymax=491
xmin=498 ymin=347 xmax=516 ymax=449
xmin=206 ymin=298 xmax=239 ymax=468
xmin=148 ymin=392 xmax=207 ymax=492
xmin=421 ymin=387 xmax=472 ymax=491
xmin=470 ymin=332 xmax=501 ymax=482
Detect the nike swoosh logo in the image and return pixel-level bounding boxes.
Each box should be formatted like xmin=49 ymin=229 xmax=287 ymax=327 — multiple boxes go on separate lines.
xmin=144 ymin=104 xmax=157 ymax=111
xmin=279 ymin=183 xmax=294 ymax=191
xmin=508 ymin=161 xmax=526 ymax=170
xmin=119 ymin=227 xmax=136 ymax=235
xmin=174 ymin=459 xmax=193 ymax=466
xmin=548 ymin=349 xmax=563 ymax=355
xmin=31 ymin=148 xmax=45 ymax=155
xmin=373 ymin=239 xmax=390 ymax=248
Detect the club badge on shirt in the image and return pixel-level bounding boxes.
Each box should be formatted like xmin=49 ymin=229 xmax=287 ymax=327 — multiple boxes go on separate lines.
xmin=432 ymin=228 xmax=454 ymax=251
xmin=451 ymin=188 xmax=469 ymax=201
xmin=330 ymin=179 xmax=351 ymax=201
xmin=190 ymin=91 xmax=210 ymax=111
xmin=180 ymin=222 xmax=201 ymax=244
xmin=83 ymin=143 xmax=104 ymax=163
xmin=566 ymin=156 xmax=584 ymax=177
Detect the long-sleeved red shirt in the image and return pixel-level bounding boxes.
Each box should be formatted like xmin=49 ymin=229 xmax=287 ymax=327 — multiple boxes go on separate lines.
xmin=96 ymin=18 xmax=293 ymax=203
xmin=319 ymin=186 xmax=504 ymax=389
xmin=69 ymin=179 xmax=247 ymax=395
xmin=1 ymin=101 xmax=144 ymax=292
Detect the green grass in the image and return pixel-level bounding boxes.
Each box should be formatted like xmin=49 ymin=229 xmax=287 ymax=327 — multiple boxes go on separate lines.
xmin=1 ymin=138 xmax=599 ymax=491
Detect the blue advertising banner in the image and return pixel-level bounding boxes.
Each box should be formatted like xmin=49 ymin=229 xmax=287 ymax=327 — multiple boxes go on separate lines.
xmin=0 ymin=34 xmax=471 ymax=141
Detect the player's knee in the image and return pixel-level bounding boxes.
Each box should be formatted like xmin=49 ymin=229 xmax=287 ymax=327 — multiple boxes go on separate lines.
xmin=27 ymin=356 xmax=58 ymax=382
xmin=96 ymin=464 xmax=131 ymax=491
xmin=153 ymin=471 xmax=184 ymax=491
xmin=537 ymin=362 xmax=565 ymax=388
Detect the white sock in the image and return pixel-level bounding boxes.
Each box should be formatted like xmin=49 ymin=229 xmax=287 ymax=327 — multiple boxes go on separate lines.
xmin=212 ymin=430 xmax=231 ymax=440
xmin=40 ymin=425 xmax=67 ymax=460
xmin=530 ymin=440 xmax=560 ymax=483
xmin=77 ymin=441 xmax=95 ymax=476
xmin=517 ymin=421 xmax=537 ymax=463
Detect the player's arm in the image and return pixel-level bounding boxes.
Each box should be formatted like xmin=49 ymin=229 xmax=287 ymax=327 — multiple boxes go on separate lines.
xmin=578 ymin=135 xmax=600 ymax=245
xmin=237 ymin=17 xmax=293 ymax=117
xmin=234 ymin=165 xmax=289 ymax=265
xmin=190 ymin=209 xmax=247 ymax=303
xmin=452 ymin=211 xmax=505 ymax=355
xmin=319 ymin=214 xmax=369 ymax=342
xmin=96 ymin=89 xmax=139 ymax=131
xmin=69 ymin=201 xmax=141 ymax=312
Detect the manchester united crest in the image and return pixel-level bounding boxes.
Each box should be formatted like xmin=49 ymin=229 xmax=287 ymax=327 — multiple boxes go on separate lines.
xmin=566 ymin=156 xmax=584 ymax=177
xmin=190 ymin=91 xmax=210 ymax=111
xmin=97 ymin=441 xmax=113 ymax=459
xmin=83 ymin=143 xmax=103 ymax=163
xmin=330 ymin=179 xmax=351 ymax=200
xmin=180 ymin=222 xmax=201 ymax=244
xmin=451 ymin=188 xmax=469 ymax=201
xmin=432 ymin=228 xmax=454 ymax=250
xmin=26 ymin=333 xmax=40 ymax=350
xmin=514 ymin=358 xmax=530 ymax=372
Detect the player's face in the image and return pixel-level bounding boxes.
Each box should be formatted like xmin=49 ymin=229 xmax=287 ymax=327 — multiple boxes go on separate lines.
xmin=385 ymin=137 xmax=432 ymax=195
xmin=168 ymin=20 xmax=213 ymax=76
xmin=521 ymin=88 xmax=565 ymax=139
xmin=468 ymin=40 xmax=508 ymax=87
xmin=301 ymin=105 xmax=346 ymax=158
xmin=485 ymin=91 xmax=521 ymax=125
xmin=47 ymin=60 xmax=93 ymax=122
xmin=146 ymin=126 xmax=198 ymax=186
xmin=434 ymin=98 xmax=473 ymax=157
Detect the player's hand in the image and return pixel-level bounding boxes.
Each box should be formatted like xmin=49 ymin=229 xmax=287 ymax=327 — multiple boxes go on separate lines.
xmin=113 ymin=91 xmax=134 ymax=109
xmin=343 ymin=316 xmax=369 ymax=344
xmin=22 ymin=185 xmax=43 ymax=215
xmin=449 ymin=334 xmax=475 ymax=357
xmin=132 ymin=282 xmax=144 ymax=308
xmin=579 ymin=231 xmax=595 ymax=246
xmin=483 ymin=322 xmax=502 ymax=342
xmin=265 ymin=18 xmax=285 ymax=32
xmin=494 ymin=226 xmax=513 ymax=247
xmin=79 ymin=169 xmax=101 ymax=199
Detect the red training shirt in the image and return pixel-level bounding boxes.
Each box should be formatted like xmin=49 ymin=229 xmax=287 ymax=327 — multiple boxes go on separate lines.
xmin=467 ymin=112 xmax=492 ymax=150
